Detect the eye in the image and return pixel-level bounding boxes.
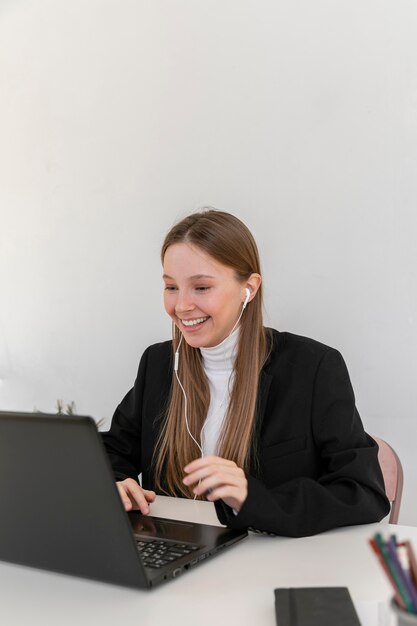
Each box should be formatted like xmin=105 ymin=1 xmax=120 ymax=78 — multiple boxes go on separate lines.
xmin=194 ymin=286 xmax=211 ymax=292
xmin=164 ymin=285 xmax=178 ymax=292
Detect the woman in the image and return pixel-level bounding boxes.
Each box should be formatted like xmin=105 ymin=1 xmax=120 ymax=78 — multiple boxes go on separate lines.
xmin=102 ymin=209 xmax=389 ymax=537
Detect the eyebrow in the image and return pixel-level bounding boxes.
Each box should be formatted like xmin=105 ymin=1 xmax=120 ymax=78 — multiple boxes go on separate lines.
xmin=162 ymin=274 xmax=216 ymax=280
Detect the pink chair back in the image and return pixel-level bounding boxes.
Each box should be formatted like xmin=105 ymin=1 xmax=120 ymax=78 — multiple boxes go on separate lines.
xmin=373 ymin=436 xmax=404 ymax=524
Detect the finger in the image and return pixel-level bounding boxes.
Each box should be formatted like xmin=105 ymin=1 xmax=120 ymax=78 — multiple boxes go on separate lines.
xmin=116 ymin=483 xmax=133 ymax=511
xmin=118 ymin=480 xmax=152 ymax=514
xmin=206 ymin=485 xmax=240 ymax=501
xmin=206 ymin=485 xmax=246 ymax=506
xmin=184 ymin=464 xmax=242 ymax=487
xmin=125 ymin=484 xmax=152 ymax=514
xmin=184 ymin=456 xmax=236 ymax=473
xmin=141 ymin=489 xmax=156 ymax=503
xmin=192 ymin=470 xmax=246 ymax=496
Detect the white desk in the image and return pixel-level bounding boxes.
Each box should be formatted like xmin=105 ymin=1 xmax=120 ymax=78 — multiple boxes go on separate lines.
xmin=0 ymin=496 xmax=408 ymax=626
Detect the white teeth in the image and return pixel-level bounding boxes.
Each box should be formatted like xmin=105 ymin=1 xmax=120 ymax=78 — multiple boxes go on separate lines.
xmin=182 ymin=317 xmax=208 ymax=327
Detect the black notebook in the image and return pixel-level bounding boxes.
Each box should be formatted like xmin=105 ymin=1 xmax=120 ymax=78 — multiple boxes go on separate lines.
xmin=274 ymin=587 xmax=362 ymax=626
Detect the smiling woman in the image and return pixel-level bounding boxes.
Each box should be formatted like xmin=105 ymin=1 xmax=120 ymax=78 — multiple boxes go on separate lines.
xmin=162 ymin=243 xmax=261 ymax=348
xmin=101 ymin=209 xmax=390 ymax=537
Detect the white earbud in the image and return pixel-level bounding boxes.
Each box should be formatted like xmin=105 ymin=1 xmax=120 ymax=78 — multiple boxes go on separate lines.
xmin=174 ymin=333 xmax=183 ymax=371
xmin=242 ymin=287 xmax=251 ymax=310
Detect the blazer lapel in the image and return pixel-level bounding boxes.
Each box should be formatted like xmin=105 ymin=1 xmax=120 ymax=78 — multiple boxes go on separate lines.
xmin=256 ymin=369 xmax=272 ymax=432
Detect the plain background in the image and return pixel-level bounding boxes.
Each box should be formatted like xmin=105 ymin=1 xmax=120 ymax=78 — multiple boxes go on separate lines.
xmin=1 ymin=1 xmax=416 ymax=524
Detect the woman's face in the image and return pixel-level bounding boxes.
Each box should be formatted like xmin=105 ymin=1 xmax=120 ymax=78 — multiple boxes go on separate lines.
xmin=163 ymin=243 xmax=248 ymax=348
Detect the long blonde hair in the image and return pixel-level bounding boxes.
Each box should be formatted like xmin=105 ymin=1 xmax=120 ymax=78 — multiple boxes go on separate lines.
xmin=154 ymin=209 xmax=269 ymax=497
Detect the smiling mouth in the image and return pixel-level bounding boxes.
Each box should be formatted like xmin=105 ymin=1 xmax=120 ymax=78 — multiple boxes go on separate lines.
xmin=180 ymin=316 xmax=209 ymax=328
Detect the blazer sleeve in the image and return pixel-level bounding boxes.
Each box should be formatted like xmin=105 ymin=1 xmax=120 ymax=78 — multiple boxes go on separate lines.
xmin=215 ymin=348 xmax=390 ymax=537
xmin=101 ymin=347 xmax=150 ymax=482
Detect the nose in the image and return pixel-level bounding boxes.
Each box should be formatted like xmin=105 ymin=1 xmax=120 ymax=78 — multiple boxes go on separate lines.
xmin=174 ymin=290 xmax=195 ymax=315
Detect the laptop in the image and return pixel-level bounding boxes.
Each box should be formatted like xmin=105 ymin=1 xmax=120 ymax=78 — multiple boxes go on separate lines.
xmin=0 ymin=411 xmax=247 ymax=589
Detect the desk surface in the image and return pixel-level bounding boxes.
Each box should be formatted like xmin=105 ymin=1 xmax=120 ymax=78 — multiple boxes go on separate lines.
xmin=0 ymin=496 xmax=406 ymax=626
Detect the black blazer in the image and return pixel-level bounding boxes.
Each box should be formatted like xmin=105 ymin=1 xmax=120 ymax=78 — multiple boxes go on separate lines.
xmin=102 ymin=329 xmax=390 ymax=537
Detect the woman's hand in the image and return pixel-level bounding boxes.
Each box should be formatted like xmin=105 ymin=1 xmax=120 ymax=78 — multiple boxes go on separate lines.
xmin=183 ymin=456 xmax=248 ymax=512
xmin=116 ymin=478 xmax=156 ymax=514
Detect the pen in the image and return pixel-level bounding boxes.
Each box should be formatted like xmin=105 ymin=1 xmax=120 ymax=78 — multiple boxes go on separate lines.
xmin=386 ymin=536 xmax=417 ymax=613
xmin=369 ymin=537 xmax=406 ymax=610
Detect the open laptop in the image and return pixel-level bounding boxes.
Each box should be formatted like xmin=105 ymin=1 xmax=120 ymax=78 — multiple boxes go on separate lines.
xmin=0 ymin=411 xmax=247 ymax=589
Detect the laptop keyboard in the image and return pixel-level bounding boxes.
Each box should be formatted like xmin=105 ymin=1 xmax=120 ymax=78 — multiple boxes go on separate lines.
xmin=136 ymin=539 xmax=200 ymax=569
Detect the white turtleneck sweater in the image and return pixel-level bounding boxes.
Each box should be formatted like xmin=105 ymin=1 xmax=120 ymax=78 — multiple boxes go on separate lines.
xmin=199 ymin=328 xmax=239 ymax=456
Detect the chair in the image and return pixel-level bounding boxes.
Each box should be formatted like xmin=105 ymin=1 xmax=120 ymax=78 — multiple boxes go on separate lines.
xmin=373 ymin=436 xmax=404 ymax=524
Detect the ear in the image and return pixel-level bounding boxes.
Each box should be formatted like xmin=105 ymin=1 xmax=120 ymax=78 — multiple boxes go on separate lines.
xmin=244 ymin=273 xmax=261 ymax=302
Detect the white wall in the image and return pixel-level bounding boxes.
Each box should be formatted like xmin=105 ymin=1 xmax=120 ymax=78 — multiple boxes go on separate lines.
xmin=1 ymin=1 xmax=416 ymax=523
